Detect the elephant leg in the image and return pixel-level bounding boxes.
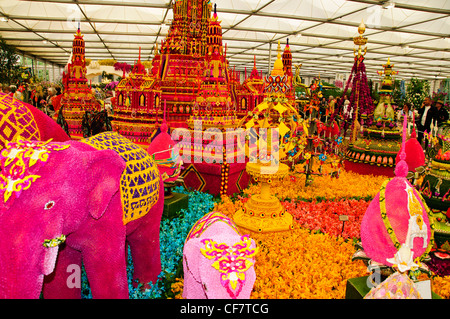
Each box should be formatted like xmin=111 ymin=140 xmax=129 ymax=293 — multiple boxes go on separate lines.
xmin=43 ymin=244 xmax=82 ymax=299
xmin=82 ymin=232 xmax=128 ymax=298
xmin=127 ymin=180 xmax=164 ymax=288
xmin=80 ymin=194 xmax=129 ymax=299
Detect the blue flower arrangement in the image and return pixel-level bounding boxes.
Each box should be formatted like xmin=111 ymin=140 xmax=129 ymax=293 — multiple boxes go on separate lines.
xmin=81 ymin=187 xmax=215 ymax=299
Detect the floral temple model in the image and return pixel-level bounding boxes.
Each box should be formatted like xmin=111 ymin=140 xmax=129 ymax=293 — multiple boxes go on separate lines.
xmin=110 ymin=0 xmax=284 ymax=148
xmin=343 ymin=21 xmax=401 ymax=177
xmin=59 ymin=25 xmax=99 ymax=139
xmin=177 ymin=4 xmax=249 ymax=196
xmin=112 ymin=50 xmax=162 ymax=148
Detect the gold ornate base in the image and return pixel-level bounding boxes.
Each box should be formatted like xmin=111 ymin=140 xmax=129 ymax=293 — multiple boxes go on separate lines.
xmin=234 ymin=192 xmax=293 ymax=233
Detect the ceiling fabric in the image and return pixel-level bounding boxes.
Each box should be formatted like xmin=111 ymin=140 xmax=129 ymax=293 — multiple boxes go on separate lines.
xmin=0 ymin=0 xmax=449 ymax=80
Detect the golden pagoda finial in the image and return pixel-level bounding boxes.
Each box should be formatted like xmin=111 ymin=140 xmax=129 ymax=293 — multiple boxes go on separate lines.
xmin=277 ymin=40 xmax=281 ymax=59
xmin=358 ymin=19 xmax=366 ymax=35
xmin=353 ymin=19 xmax=368 ymax=57
xmin=271 ymin=40 xmax=284 ymax=76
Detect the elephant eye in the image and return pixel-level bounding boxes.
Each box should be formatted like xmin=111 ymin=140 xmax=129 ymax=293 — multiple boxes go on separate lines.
xmin=44 ymin=201 xmax=55 ymax=210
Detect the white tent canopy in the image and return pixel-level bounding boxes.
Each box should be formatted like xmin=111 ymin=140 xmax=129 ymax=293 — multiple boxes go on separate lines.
xmin=0 ymin=0 xmax=449 ymax=81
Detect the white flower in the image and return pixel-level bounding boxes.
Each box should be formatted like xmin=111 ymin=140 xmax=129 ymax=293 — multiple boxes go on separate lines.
xmin=386 ymin=244 xmax=419 ymax=273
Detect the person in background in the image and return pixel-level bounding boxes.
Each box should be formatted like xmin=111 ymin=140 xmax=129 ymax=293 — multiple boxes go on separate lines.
xmin=434 ymin=99 xmax=449 ymax=126
xmin=328 ymin=95 xmax=336 ymax=117
xmin=415 ymin=96 xmax=436 ymax=148
xmin=45 ymin=87 xmax=56 ymax=116
xmin=34 ymin=85 xmax=46 ymax=110
xmin=10 ymin=85 xmax=23 ymax=101
xmin=3 ymin=85 xmax=11 ymax=96
xmin=397 ymin=101 xmax=413 ymax=122
xmin=343 ymin=99 xmax=352 ymax=119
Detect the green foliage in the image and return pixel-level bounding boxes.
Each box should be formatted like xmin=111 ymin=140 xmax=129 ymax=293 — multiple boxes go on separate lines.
xmin=368 ymin=79 xmax=380 ymax=104
xmin=321 ymin=81 xmax=343 ymax=100
xmin=0 ymin=36 xmax=22 ymax=84
xmin=406 ymin=78 xmax=430 ymax=109
xmin=392 ymin=79 xmax=405 ymax=106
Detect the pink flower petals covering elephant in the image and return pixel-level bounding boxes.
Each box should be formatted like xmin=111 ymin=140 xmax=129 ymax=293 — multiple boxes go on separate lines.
xmin=183 ymin=211 xmax=259 ymax=299
xmin=0 ymin=131 xmax=164 ymax=298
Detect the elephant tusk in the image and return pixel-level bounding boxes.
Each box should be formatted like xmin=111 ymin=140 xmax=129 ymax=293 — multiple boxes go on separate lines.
xmin=43 ymin=234 xmax=66 ymax=248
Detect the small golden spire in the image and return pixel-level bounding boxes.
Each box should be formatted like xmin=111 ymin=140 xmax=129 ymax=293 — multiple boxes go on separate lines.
xmin=353 ymin=19 xmax=368 ymax=56
xmin=271 ymin=40 xmax=284 ymax=76
xmin=358 ymin=20 xmax=366 ymax=35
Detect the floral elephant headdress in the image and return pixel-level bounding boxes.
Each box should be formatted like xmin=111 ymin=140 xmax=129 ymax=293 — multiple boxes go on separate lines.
xmin=0 ymin=139 xmax=69 ymax=209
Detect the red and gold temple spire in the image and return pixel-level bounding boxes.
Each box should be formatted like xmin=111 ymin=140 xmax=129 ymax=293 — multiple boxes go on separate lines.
xmin=59 ymin=24 xmax=98 ymax=139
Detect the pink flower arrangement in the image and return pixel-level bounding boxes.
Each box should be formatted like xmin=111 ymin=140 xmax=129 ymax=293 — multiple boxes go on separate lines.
xmin=114 ymin=62 xmax=132 ymax=73
xmin=283 ymin=199 xmax=370 ymax=239
xmin=105 ymin=81 xmax=119 ymax=90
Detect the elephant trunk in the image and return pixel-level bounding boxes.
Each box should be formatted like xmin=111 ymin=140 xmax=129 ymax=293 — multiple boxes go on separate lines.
xmin=0 ymin=244 xmax=59 ymax=299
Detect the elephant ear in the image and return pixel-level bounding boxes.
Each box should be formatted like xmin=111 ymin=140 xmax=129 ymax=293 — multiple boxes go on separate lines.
xmin=183 ymin=237 xmax=203 ymax=283
xmin=84 ymin=149 xmax=125 ymax=220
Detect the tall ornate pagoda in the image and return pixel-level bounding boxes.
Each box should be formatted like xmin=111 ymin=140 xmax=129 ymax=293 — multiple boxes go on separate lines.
xmin=178 ymin=5 xmax=250 ymax=196
xmin=60 ymin=26 xmax=98 ymax=139
xmin=233 ymin=57 xmax=265 ymax=118
xmin=112 ymin=50 xmax=162 ymax=148
xmin=149 ymin=0 xmax=212 ymax=129
xmin=282 ymin=39 xmax=295 ymax=104
xmin=186 ymin=4 xmax=236 ymax=129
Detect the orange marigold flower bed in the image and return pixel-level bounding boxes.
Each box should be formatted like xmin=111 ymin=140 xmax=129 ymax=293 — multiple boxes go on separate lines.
xmin=246 ymin=224 xmax=368 ymax=299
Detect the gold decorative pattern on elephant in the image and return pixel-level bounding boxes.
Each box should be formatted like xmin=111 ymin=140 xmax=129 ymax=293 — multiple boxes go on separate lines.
xmin=81 ymin=131 xmax=160 ymax=224
xmin=0 ymin=93 xmax=40 ymax=150
xmin=0 ymin=139 xmax=70 ymax=204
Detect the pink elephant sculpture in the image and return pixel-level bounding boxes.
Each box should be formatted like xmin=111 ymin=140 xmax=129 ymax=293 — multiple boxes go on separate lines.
xmin=183 ymin=211 xmax=259 ymax=299
xmin=0 ymin=92 xmax=70 ymax=150
xmin=0 ymin=131 xmax=164 ymax=299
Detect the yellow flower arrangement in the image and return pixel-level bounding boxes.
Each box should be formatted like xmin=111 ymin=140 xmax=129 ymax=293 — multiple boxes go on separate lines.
xmin=171 ymin=221 xmax=368 ymax=299
xmin=171 ymin=165 xmax=450 ymax=299
xmin=431 ymin=275 xmax=450 ymax=299
xmin=247 ymin=224 xmax=367 ymax=299
xmin=170 ymin=278 xmax=184 ymax=299
xmin=244 ymin=168 xmax=387 ymax=202
xmin=210 ymin=193 xmax=450 ymax=299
